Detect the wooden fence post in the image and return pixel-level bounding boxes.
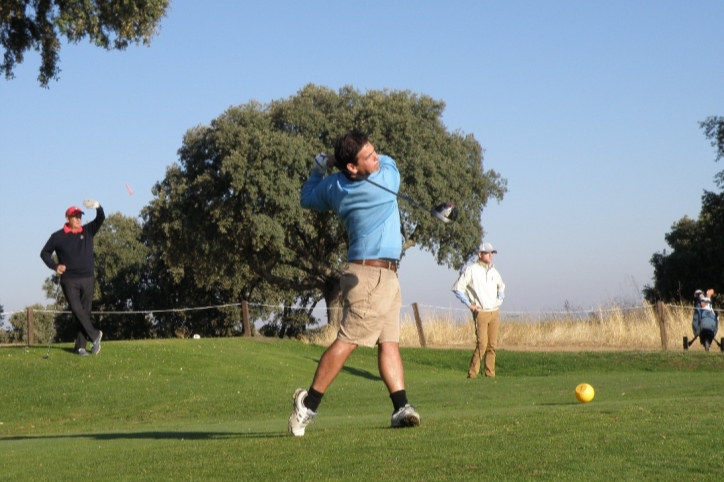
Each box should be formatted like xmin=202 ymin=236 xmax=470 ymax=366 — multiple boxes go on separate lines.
xmin=412 ymin=302 xmax=426 ymax=348
xmin=27 ymin=307 xmax=34 ymax=346
xmin=241 ymin=301 xmax=251 ymax=337
xmin=655 ymin=301 xmax=668 ymax=350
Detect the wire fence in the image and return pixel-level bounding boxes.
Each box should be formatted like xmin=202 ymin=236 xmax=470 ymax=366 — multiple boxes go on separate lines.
xmin=1 ymin=300 xmax=707 ymax=320
xmin=2 ymin=298 xmax=714 ymax=352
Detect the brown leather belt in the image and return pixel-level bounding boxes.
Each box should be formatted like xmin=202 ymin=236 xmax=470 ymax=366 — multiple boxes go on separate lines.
xmin=350 ymin=259 xmax=398 ymax=273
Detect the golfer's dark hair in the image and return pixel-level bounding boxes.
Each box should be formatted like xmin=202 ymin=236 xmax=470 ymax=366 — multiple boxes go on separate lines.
xmin=333 ymin=130 xmax=369 ymax=169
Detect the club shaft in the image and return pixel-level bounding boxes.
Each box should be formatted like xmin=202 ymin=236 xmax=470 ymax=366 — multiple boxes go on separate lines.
xmin=363 ymin=178 xmax=430 ymax=212
xmin=45 ymin=277 xmax=62 ymax=357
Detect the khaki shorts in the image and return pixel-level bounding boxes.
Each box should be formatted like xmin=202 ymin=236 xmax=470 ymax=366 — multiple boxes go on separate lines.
xmin=337 ymin=262 xmax=402 ymax=347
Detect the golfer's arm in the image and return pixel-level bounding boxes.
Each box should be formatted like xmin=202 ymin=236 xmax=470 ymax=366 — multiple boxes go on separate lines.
xmin=40 ymin=236 xmax=58 ymax=271
xmin=300 ymin=172 xmax=328 ymax=211
xmin=86 ymin=206 xmax=105 ymax=235
xmin=453 ymin=290 xmax=471 ymax=307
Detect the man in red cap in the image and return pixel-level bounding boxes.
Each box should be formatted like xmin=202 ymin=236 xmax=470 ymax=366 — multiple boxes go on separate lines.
xmin=41 ymin=200 xmax=105 ymax=356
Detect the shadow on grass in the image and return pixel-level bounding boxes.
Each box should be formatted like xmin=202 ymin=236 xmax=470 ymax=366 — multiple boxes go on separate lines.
xmin=1 ymin=431 xmax=287 ymax=441
xmin=307 ymin=357 xmax=381 ymax=382
xmin=37 ymin=347 xmax=90 ymax=357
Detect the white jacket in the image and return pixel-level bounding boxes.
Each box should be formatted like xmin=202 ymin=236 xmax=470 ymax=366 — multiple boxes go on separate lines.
xmin=452 ymin=261 xmax=505 ymax=312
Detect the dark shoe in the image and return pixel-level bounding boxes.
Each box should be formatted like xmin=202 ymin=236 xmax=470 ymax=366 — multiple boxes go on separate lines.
xmin=91 ymin=331 xmax=102 ymax=355
xmin=76 ymin=348 xmax=89 ymax=357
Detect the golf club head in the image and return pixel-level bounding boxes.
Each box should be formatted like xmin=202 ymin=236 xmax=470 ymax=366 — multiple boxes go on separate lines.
xmin=431 ymin=202 xmax=458 ymax=223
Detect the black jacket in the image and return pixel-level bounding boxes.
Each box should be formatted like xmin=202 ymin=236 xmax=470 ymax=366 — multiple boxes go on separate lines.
xmin=40 ymin=207 xmax=105 ymax=279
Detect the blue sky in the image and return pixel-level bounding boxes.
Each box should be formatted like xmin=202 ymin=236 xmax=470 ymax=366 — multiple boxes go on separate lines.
xmin=1 ymin=1 xmax=723 ymax=320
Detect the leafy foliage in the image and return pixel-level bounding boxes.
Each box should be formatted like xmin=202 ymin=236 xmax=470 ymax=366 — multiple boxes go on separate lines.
xmin=90 ymin=212 xmax=155 ymax=339
xmin=1 ymin=0 xmax=169 ymax=87
xmin=701 ymin=116 xmax=724 ymax=185
xmin=20 ymin=85 xmax=506 ymax=339
xmin=143 ymin=84 xmax=507 ymax=329
xmin=0 ymin=300 xmax=9 ymax=343
xmin=644 ymin=117 xmax=724 ymax=302
xmin=0 ymin=305 xmax=5 ymax=343
xmin=6 ymin=302 xmax=58 ymax=344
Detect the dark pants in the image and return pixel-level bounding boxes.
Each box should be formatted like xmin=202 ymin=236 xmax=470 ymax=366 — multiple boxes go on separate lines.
xmin=60 ymin=277 xmax=100 ymax=351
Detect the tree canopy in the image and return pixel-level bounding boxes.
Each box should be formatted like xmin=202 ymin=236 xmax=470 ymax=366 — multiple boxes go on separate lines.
xmin=88 ymin=212 xmax=156 ymax=339
xmin=6 ymin=302 xmax=60 ymax=344
xmin=143 ymin=84 xmax=507 ymax=328
xmin=644 ymin=116 xmax=724 ymax=302
xmin=1 ymin=0 xmax=169 ymax=87
xmin=701 ymin=116 xmax=724 ymax=186
xmin=17 ymin=85 xmax=506 ymax=338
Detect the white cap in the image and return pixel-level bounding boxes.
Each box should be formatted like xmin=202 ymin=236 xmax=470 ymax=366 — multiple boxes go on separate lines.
xmin=478 ymin=242 xmax=497 ymax=254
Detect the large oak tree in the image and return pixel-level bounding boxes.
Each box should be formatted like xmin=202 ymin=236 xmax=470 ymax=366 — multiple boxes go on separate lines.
xmin=144 ymin=84 xmax=507 ymax=329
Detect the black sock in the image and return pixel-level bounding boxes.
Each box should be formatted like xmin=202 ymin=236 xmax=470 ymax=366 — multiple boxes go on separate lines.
xmin=304 ymin=387 xmax=323 ymax=412
xmin=390 ymin=390 xmax=408 ymax=412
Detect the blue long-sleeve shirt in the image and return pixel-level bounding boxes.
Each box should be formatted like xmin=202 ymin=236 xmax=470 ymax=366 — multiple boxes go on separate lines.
xmin=300 ymin=155 xmax=402 ymax=261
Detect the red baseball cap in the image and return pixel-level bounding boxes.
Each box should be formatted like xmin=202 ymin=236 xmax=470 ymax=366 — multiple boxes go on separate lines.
xmin=65 ymin=206 xmax=85 ymax=217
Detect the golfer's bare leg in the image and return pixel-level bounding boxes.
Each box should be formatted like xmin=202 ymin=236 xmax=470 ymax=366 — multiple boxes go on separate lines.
xmin=310 ymin=339 xmax=357 ymax=393
xmin=378 ymin=342 xmax=405 ymax=393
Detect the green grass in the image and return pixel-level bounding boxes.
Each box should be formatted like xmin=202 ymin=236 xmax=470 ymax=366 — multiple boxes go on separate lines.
xmin=2 ymin=338 xmax=724 ymax=481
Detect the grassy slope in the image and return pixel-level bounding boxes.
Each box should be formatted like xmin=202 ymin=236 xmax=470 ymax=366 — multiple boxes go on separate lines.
xmin=1 ymin=339 xmax=723 ymax=481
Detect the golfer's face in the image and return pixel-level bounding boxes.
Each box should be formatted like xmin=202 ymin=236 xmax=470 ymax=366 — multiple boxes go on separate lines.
xmin=353 ymin=142 xmax=380 ymax=176
xmin=67 ymin=214 xmax=82 ymax=230
xmin=479 ymin=251 xmax=493 ymax=263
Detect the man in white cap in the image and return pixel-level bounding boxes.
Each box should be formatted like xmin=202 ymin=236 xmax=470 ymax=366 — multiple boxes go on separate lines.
xmin=452 ymin=242 xmax=505 ymax=378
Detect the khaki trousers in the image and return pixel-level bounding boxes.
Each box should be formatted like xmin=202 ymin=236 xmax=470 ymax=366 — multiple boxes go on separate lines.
xmin=337 ymin=263 xmax=401 ymax=347
xmin=468 ymin=310 xmax=499 ymax=378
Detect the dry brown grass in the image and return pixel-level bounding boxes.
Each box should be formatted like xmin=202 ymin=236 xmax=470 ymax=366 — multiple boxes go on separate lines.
xmin=304 ymin=303 xmax=716 ymax=352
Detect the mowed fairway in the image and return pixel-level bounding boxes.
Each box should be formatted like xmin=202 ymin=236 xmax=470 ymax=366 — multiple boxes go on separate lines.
xmin=2 ymin=338 xmax=723 ymax=481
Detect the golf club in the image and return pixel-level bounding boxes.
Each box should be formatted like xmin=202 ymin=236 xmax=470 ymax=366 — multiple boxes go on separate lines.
xmin=43 ymin=276 xmax=62 ymax=359
xmin=363 ymin=178 xmax=459 ymax=223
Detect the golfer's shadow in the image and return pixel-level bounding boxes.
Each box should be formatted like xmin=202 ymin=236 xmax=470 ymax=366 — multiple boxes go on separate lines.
xmin=2 ymin=431 xmax=286 ymax=441
xmin=307 ymin=357 xmax=381 ymax=382
xmin=341 ymin=365 xmax=381 ymax=381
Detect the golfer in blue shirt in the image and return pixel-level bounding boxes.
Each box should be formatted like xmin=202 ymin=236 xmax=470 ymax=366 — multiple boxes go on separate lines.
xmin=289 ymin=130 xmax=420 ymax=436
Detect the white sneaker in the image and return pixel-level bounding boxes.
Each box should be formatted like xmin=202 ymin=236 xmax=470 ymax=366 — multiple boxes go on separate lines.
xmin=391 ymin=404 xmax=420 ymax=428
xmin=288 ymin=389 xmax=317 ymax=436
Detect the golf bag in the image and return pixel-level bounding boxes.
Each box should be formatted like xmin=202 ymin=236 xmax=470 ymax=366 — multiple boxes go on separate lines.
xmin=684 ymin=303 xmax=723 ymax=352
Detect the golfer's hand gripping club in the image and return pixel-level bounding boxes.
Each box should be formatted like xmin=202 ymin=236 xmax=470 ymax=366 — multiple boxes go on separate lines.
xmin=83 ymin=199 xmax=100 ymax=209
xmin=313 ymin=153 xmax=329 ymax=175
